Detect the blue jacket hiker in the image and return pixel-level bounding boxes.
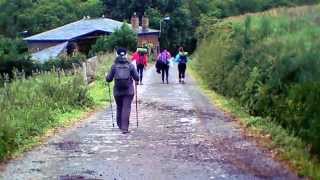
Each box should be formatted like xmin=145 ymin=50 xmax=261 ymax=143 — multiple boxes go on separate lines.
xmin=106 ymin=48 xmax=139 ymax=134
xmin=175 ymin=47 xmax=189 ymax=84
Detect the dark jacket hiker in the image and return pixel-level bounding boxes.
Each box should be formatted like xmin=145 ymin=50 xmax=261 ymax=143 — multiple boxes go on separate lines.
xmin=106 ymin=48 xmax=139 ymax=133
xmin=156 ymin=49 xmax=171 ymax=84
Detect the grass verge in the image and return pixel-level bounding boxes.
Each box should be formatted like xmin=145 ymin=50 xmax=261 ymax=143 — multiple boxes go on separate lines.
xmin=10 ymin=108 xmax=93 ymax=158
xmin=89 ymin=54 xmax=114 ymax=107
xmin=0 ymin=54 xmax=113 ymax=162
xmin=189 ymin=64 xmax=320 ymax=179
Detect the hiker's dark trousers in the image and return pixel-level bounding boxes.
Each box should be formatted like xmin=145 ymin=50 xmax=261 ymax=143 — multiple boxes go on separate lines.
xmin=137 ymin=64 xmax=144 ymax=82
xmin=114 ymin=95 xmax=134 ymax=131
xmin=161 ymin=65 xmax=169 ymax=83
xmin=178 ymin=63 xmax=187 ymax=79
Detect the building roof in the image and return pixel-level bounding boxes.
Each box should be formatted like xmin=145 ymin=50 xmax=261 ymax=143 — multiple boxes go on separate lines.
xmin=31 ymin=42 xmax=68 ymax=62
xmin=25 ymin=18 xmax=159 ymax=42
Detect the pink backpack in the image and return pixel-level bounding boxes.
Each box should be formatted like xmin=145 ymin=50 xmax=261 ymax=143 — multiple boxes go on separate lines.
xmin=159 ymin=52 xmax=169 ymax=64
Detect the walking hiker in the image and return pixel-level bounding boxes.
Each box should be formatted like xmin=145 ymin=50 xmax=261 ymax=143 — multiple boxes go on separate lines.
xmin=175 ymin=47 xmax=189 ymax=84
xmin=131 ymin=48 xmax=148 ymax=85
xmin=157 ymin=49 xmax=171 ymax=84
xmin=106 ymin=48 xmax=139 ymax=134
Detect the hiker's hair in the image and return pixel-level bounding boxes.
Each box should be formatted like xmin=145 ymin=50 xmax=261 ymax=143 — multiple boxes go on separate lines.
xmin=179 ymin=47 xmax=184 ymax=52
xmin=116 ymin=47 xmax=127 ymax=57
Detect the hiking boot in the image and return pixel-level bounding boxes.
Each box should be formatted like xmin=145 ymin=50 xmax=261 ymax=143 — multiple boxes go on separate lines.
xmin=179 ymin=79 xmax=181 ymax=83
xmin=121 ymin=129 xmax=129 ymax=134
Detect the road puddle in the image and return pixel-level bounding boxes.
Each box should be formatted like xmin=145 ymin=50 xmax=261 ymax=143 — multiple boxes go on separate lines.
xmin=179 ymin=117 xmax=198 ymax=124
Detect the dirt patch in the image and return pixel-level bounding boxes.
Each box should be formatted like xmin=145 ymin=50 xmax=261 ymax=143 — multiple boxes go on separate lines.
xmin=0 ymin=108 xmax=100 ymax=169
xmin=140 ymin=100 xmax=227 ymax=119
xmin=52 ymin=141 xmax=80 ymax=151
xmin=140 ymin=100 xmax=197 ymax=116
xmin=210 ymin=105 xmax=300 ymax=175
xmin=0 ymin=163 xmax=6 ymax=172
xmin=59 ymin=175 xmax=104 ymax=180
xmin=59 ymin=175 xmax=86 ymax=180
xmin=171 ymin=131 xmax=289 ymax=178
xmin=82 ymin=170 xmax=97 ymax=175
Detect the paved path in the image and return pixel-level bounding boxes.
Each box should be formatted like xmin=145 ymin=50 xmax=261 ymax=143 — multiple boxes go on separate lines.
xmin=1 ymin=65 xmax=299 ymax=180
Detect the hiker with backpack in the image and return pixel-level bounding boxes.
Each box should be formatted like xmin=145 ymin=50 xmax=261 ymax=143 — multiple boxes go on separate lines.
xmin=175 ymin=47 xmax=189 ymax=84
xmin=131 ymin=48 xmax=148 ymax=85
xmin=106 ymin=48 xmax=139 ymax=134
xmin=157 ymin=49 xmax=171 ymax=84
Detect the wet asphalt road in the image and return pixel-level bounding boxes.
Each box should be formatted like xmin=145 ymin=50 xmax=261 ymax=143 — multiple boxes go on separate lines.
xmin=1 ymin=65 xmax=299 ymax=180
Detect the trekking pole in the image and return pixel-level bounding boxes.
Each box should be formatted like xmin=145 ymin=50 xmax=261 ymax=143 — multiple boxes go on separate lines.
xmin=107 ymin=82 xmax=115 ymax=128
xmin=135 ymin=82 xmax=139 ymax=128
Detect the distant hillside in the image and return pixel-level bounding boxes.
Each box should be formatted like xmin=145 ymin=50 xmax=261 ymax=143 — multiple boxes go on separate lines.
xmin=225 ymin=5 xmax=319 ymax=21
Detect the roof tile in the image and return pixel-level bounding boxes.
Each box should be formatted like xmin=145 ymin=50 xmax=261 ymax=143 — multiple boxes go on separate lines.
xmin=25 ymin=18 xmax=159 ymax=41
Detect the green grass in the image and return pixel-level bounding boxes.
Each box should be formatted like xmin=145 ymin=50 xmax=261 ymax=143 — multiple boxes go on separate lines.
xmin=194 ymin=4 xmax=320 ymax=175
xmin=11 ymin=108 xmax=90 ymax=157
xmin=0 ymin=54 xmax=114 ymax=161
xmin=89 ymin=80 xmax=109 ymax=107
xmin=88 ymin=54 xmax=114 ymax=107
xmin=189 ymin=64 xmax=320 ymax=179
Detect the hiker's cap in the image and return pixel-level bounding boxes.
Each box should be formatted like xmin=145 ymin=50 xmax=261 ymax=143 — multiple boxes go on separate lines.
xmin=117 ymin=48 xmax=127 ymax=56
xmin=137 ymin=47 xmax=147 ymax=53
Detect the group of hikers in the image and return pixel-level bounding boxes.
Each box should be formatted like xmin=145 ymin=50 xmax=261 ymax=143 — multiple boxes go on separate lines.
xmin=106 ymin=47 xmax=189 ymax=134
xmin=155 ymin=47 xmax=189 ymax=84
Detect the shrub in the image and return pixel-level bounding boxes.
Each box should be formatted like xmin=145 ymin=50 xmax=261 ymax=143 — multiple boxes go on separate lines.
xmin=0 ymin=36 xmax=34 ymax=78
xmin=90 ymin=23 xmax=137 ymax=56
xmin=41 ymin=53 xmax=86 ymax=71
xmin=194 ymin=6 xmax=320 ymax=154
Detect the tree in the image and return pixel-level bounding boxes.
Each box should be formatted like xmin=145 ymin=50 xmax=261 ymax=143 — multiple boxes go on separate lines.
xmin=145 ymin=8 xmax=162 ymax=29
xmin=90 ymin=23 xmax=137 ymax=55
xmin=0 ymin=0 xmax=104 ymax=37
xmin=0 ymin=0 xmax=34 ymax=37
xmin=102 ymin=0 xmax=184 ymax=21
xmin=0 ymin=36 xmax=33 ymax=77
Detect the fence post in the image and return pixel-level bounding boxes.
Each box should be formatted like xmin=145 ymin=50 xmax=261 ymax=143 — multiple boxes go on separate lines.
xmin=57 ymin=69 xmax=61 ymax=83
xmin=82 ymin=61 xmax=88 ymax=84
xmin=94 ymin=56 xmax=98 ymax=80
xmin=4 ymin=74 xmax=9 ymax=96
